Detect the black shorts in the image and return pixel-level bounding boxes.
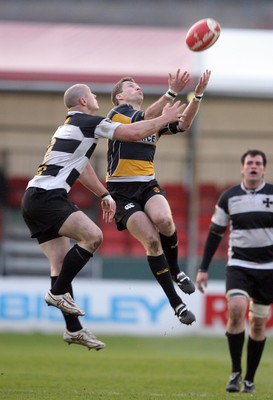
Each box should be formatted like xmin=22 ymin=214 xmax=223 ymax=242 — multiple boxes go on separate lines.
xmin=21 ymin=187 xmax=79 ymax=244
xmin=106 ymin=179 xmax=166 ymax=231
xmin=226 ymin=265 xmax=273 ymax=305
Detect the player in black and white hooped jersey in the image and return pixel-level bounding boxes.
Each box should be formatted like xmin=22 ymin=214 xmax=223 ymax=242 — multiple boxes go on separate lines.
xmin=196 ymin=149 xmax=273 ymax=394
xmin=21 ymin=83 xmax=184 ymax=350
xmin=213 ymin=179 xmax=273 ymax=268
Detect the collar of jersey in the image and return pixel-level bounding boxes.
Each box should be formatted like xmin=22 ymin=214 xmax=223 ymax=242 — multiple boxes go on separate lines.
xmin=241 ymin=181 xmax=265 ymax=193
xmin=67 ymin=111 xmax=84 ymax=115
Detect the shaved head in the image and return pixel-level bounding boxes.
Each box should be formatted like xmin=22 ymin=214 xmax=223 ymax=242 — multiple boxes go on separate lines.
xmin=64 ymin=84 xmax=90 ymax=109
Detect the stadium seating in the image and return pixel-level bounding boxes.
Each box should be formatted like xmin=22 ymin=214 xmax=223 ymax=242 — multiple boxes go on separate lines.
xmin=4 ymin=177 xmax=230 ymax=261
xmin=99 ymin=224 xmax=129 ymax=256
xmin=68 ymin=181 xmax=95 ymax=209
xmin=6 ymin=177 xmax=29 ymax=208
xmin=5 ymin=177 xmax=95 ymax=210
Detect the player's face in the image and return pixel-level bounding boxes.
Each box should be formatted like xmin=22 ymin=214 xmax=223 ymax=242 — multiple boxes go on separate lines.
xmin=241 ymin=155 xmax=265 ymax=187
xmin=86 ymin=88 xmax=99 ymax=113
xmin=119 ymin=81 xmax=143 ymax=104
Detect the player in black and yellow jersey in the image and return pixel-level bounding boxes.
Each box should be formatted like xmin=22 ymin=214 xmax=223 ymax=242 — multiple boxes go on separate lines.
xmin=106 ymin=69 xmax=211 ymax=325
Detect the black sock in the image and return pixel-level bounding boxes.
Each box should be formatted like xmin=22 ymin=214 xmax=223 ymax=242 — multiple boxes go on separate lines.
xmin=244 ymin=336 xmax=266 ymax=382
xmin=51 ymin=276 xmax=82 ymax=332
xmin=226 ymin=331 xmax=245 ymax=373
xmin=159 ymin=231 xmax=180 ymax=277
xmin=147 ymin=254 xmax=182 ymax=310
xmin=51 ymin=244 xmax=92 ymax=295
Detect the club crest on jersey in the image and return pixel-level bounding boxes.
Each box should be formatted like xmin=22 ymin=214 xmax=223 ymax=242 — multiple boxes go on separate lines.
xmin=153 ymin=187 xmax=160 ymax=193
xmin=263 ymin=197 xmax=273 ymax=208
xmin=125 ymin=203 xmax=135 ymax=210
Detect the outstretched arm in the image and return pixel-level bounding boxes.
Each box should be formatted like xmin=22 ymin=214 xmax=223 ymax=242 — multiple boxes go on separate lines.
xmin=144 ymin=69 xmax=190 ymax=119
xmin=178 ymin=69 xmax=211 ymax=132
xmin=113 ymin=101 xmax=186 ymax=141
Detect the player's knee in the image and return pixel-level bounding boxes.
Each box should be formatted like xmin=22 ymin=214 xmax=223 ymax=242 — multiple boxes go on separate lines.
xmin=94 ymin=229 xmax=103 ymax=248
xmin=93 ymin=235 xmax=103 ymax=250
xmin=84 ymin=227 xmax=103 ymax=252
xmin=249 ymin=301 xmax=270 ymax=319
xmin=156 ymin=215 xmax=173 ymax=232
xmin=147 ymin=236 xmax=161 ymax=254
xmin=226 ymin=290 xmax=249 ymax=322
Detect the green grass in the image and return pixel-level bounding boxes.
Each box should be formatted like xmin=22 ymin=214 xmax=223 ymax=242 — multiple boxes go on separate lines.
xmin=0 ymin=333 xmax=273 ymax=399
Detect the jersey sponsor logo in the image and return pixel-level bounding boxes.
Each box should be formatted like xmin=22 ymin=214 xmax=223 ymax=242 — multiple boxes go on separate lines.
xmin=139 ymin=134 xmax=156 ymax=144
xmin=124 ymin=203 xmax=135 ymax=210
xmin=230 ymin=197 xmax=242 ymax=204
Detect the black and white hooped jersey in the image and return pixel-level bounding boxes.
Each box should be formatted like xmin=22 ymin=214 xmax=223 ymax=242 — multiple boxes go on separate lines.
xmin=211 ymin=182 xmax=273 ymax=269
xmin=27 ymin=111 xmax=121 ymax=192
xmin=106 ymin=104 xmax=182 ymax=183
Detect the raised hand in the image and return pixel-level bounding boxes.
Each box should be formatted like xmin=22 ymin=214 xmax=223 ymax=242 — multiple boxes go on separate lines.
xmin=195 ymin=69 xmax=211 ymax=96
xmin=168 ymin=69 xmax=190 ymax=94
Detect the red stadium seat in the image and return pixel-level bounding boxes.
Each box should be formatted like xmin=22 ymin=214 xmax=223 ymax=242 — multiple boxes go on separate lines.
xmin=178 ymin=237 xmax=187 ymax=257
xmin=198 ymin=214 xmax=212 ymax=230
xmin=128 ymin=240 xmax=146 ymax=257
xmin=164 ymin=184 xmax=189 ymax=204
xmin=68 ymin=181 xmax=95 ymax=209
xmin=198 ymin=183 xmax=219 ymax=215
xmin=99 ymin=223 xmax=129 ymax=256
xmin=7 ymin=177 xmax=29 ymax=208
xmin=7 ymin=177 xmax=96 ymax=210
xmin=198 ymin=183 xmax=219 ymax=197
xmin=99 ymin=241 xmax=126 ymax=256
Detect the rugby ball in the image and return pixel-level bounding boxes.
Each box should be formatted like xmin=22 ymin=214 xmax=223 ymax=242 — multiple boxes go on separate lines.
xmin=185 ymin=18 xmax=221 ymax=52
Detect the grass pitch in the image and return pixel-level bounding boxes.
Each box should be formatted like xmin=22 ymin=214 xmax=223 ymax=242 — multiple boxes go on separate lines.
xmin=0 ymin=333 xmax=273 ymax=399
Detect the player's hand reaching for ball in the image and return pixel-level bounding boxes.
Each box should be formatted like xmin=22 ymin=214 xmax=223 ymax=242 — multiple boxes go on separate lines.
xmin=176 ymin=70 xmax=211 ymax=132
xmin=194 ymin=69 xmax=211 ymax=97
xmin=168 ymin=69 xmax=190 ymax=95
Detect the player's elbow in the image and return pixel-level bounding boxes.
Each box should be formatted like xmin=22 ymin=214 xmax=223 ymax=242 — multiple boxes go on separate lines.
xmin=179 ymin=120 xmax=192 ymax=132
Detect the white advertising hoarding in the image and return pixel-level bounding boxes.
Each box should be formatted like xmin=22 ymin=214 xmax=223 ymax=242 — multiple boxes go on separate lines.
xmin=1 ymin=277 xmax=273 ymax=336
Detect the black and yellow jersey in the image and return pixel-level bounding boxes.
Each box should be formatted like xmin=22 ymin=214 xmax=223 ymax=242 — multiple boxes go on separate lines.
xmin=106 ymin=104 xmax=181 ymax=183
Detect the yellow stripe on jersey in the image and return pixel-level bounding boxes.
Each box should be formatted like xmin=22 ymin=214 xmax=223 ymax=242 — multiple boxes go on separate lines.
xmin=109 ymin=159 xmax=154 ymax=177
xmin=112 ymin=114 xmax=131 ymax=124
